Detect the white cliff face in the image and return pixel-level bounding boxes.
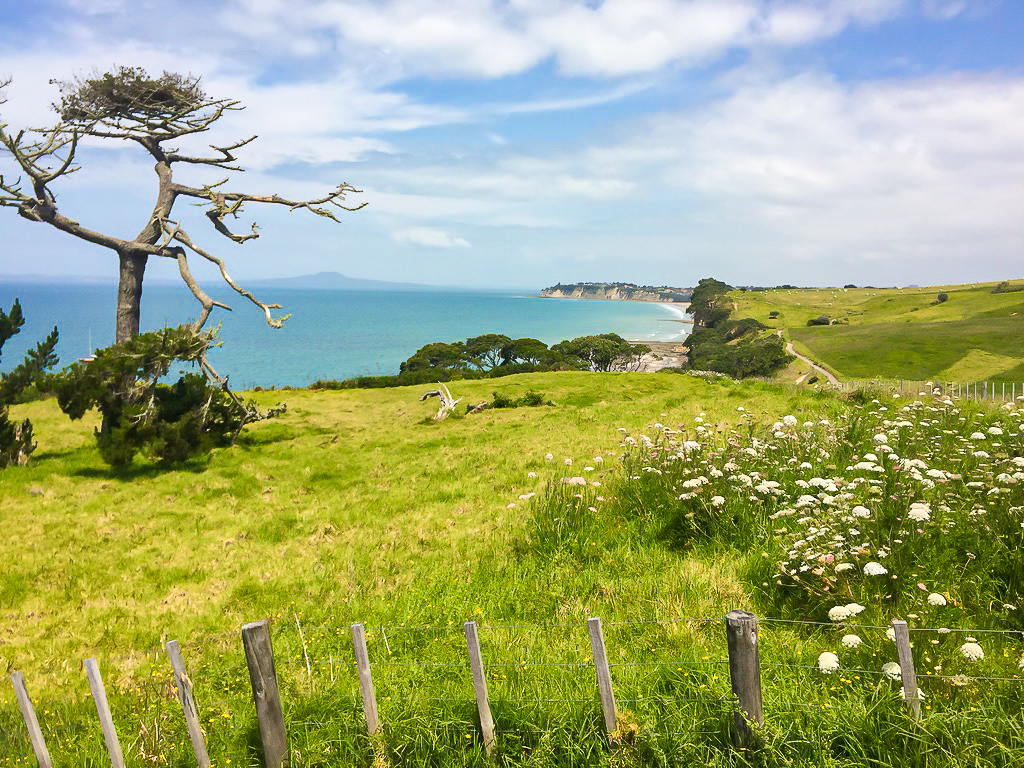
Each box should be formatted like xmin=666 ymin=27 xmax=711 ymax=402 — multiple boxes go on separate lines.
xmin=541 ymin=283 xmax=690 ymax=303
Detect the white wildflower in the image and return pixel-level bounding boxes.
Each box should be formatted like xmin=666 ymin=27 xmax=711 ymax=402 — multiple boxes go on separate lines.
xmin=841 ymin=634 xmax=862 ymax=649
xmin=783 ymin=415 xmax=798 ymax=427
xmin=960 ymin=642 xmax=984 ymax=662
xmin=882 ymin=662 xmax=902 ymax=680
xmin=863 ymin=562 xmax=888 ymax=577
xmin=817 ymin=652 xmax=840 ymax=674
xmin=828 ymin=606 xmax=853 ymax=622
xmin=835 ymin=563 xmax=855 ymax=573
xmin=711 ymin=496 xmax=725 ymax=507
xmin=851 ymin=505 xmax=871 ymax=518
xmin=927 ymin=593 xmax=947 ymax=607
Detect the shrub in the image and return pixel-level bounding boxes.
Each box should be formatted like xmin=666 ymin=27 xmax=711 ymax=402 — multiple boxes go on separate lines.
xmin=0 ymin=299 xmax=59 ymax=467
xmin=768 ymin=310 xmax=781 ymax=319
xmin=936 ymin=292 xmax=949 ymax=303
xmin=50 ymin=325 xmax=274 ymax=466
xmin=807 ymin=315 xmax=831 ymax=326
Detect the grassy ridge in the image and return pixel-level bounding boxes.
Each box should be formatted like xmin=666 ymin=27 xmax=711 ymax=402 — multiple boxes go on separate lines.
xmin=3 ymin=373 xmax=1023 ymax=766
xmin=732 ymin=281 xmax=1024 ymax=382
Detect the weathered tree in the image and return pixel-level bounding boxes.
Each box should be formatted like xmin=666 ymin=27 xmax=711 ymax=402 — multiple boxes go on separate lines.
xmin=0 ymin=67 xmax=364 ymax=382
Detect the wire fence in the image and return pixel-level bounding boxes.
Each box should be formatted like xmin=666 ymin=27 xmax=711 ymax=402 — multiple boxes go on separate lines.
xmin=4 ymin=611 xmax=1024 ymax=767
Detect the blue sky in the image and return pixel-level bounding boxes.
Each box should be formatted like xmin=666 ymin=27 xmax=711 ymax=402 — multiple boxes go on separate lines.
xmin=1 ymin=0 xmax=1022 ymax=290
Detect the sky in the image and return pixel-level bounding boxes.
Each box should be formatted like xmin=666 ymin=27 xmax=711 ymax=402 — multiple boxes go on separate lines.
xmin=1 ymin=0 xmax=1022 ymax=290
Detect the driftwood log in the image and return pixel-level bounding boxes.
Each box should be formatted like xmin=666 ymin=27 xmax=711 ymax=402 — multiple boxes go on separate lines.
xmin=419 ymin=383 xmax=463 ymax=420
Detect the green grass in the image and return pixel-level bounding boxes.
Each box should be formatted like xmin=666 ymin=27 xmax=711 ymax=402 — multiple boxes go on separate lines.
xmin=2 ymin=373 xmax=1023 ymax=766
xmin=733 ymin=280 xmax=1024 ymax=382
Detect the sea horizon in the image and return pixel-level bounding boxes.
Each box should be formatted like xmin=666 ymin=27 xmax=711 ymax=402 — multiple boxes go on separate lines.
xmin=0 ymin=282 xmax=692 ymax=389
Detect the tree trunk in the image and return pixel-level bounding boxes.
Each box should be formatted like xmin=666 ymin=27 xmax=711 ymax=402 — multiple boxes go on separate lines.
xmin=115 ymin=250 xmax=148 ymax=343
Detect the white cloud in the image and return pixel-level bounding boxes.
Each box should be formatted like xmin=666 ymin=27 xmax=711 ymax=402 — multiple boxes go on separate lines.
xmin=393 ymin=227 xmax=471 ymax=248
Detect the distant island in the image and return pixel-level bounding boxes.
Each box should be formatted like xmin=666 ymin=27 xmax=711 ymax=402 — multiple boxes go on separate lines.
xmin=540 ymin=282 xmax=692 ymax=302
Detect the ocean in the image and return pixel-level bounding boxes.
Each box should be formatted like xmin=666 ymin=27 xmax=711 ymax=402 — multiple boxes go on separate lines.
xmin=0 ymin=282 xmax=692 ymax=389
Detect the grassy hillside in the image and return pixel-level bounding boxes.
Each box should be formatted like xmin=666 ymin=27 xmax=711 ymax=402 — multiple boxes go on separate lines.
xmin=732 ymin=280 xmax=1024 ymax=382
xmin=3 ymin=373 xmax=1023 ymax=766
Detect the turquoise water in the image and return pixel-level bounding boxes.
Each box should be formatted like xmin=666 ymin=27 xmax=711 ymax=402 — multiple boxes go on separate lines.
xmin=0 ymin=283 xmax=691 ymax=389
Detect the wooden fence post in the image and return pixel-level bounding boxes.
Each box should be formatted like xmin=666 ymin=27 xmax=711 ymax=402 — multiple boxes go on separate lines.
xmin=464 ymin=621 xmax=496 ymax=757
xmin=725 ymin=611 xmax=764 ymax=751
xmin=242 ymin=620 xmax=289 ymax=768
xmin=84 ymin=658 xmax=126 ymax=768
xmin=892 ymin=620 xmax=921 ymax=721
xmin=587 ymin=618 xmax=618 ymax=744
xmin=351 ymin=624 xmax=380 ymax=735
xmin=10 ymin=672 xmax=53 ymax=768
xmin=167 ymin=640 xmax=211 ymax=768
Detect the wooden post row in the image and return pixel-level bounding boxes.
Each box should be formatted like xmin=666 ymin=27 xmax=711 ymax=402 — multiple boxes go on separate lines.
xmin=464 ymin=621 xmax=497 ymax=757
xmin=167 ymin=640 xmax=211 ymax=768
xmin=10 ymin=672 xmax=54 ymax=768
xmin=351 ymin=624 xmax=380 ymax=734
xmin=242 ymin=620 xmax=289 ymax=768
xmin=587 ymin=618 xmax=618 ymax=744
xmin=725 ymin=611 xmax=764 ymax=751
xmin=892 ymin=620 xmax=921 ymax=721
xmin=84 ymin=658 xmax=127 ymax=768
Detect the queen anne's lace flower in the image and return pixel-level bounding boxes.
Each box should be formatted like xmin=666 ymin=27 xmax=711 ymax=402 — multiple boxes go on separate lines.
xmin=960 ymin=642 xmax=984 ymax=662
xmin=851 ymin=505 xmax=871 ymax=518
xmin=828 ymin=606 xmax=853 ymax=622
xmin=882 ymin=662 xmax=902 ymax=680
xmin=908 ymin=502 xmax=931 ymax=522
xmin=783 ymin=415 xmax=798 ymax=427
xmin=841 ymin=634 xmax=862 ymax=648
xmin=863 ymin=561 xmax=888 ymax=577
xmin=927 ymin=593 xmax=947 ymax=607
xmin=817 ymin=652 xmax=840 ymax=674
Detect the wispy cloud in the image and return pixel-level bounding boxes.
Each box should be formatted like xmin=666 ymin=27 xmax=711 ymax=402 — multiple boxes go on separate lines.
xmin=393 ymin=227 xmax=471 ymax=248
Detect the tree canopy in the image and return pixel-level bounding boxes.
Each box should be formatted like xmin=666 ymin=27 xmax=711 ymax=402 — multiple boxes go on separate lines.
xmin=0 ymin=66 xmax=365 ymax=357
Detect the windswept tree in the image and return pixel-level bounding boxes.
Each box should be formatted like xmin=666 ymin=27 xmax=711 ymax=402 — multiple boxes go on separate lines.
xmin=0 ymin=67 xmax=364 ymax=381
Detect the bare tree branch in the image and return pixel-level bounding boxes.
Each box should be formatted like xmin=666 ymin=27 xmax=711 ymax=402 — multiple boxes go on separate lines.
xmin=163 ymin=218 xmax=288 ymax=329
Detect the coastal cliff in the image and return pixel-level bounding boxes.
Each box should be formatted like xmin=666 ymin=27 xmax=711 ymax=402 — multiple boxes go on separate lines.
xmin=541 ymin=282 xmax=692 ymax=303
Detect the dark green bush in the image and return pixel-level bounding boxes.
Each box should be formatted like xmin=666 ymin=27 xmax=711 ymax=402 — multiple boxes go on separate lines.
xmin=51 ymin=325 xmax=271 ymax=466
xmin=1 ymin=299 xmax=59 ymax=468
xmin=806 ymin=315 xmax=831 ymax=326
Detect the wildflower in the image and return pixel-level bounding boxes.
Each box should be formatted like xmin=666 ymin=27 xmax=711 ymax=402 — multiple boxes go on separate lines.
xmin=950 ymin=674 xmax=970 ymax=687
xmin=527 ymin=471 xmax=538 ymax=479
xmin=545 ymin=453 xmax=553 ymax=460
xmin=908 ymin=502 xmax=931 ymax=522
xmin=518 ymin=492 xmax=536 ymax=501
xmin=988 ymin=426 xmax=1004 ymax=436
xmin=828 ymin=606 xmax=853 ymax=622
xmin=851 ymin=505 xmax=871 ymax=518
xmin=841 ymin=634 xmax=862 ymax=648
xmin=1019 ymin=657 xmax=1024 ymax=671
xmin=886 ymin=627 xmax=897 ymax=641
xmin=882 ymin=662 xmax=902 ymax=680
xmin=563 ymin=477 xmax=587 ymax=486
xmin=817 ymin=652 xmax=840 ymax=674
xmin=835 ymin=563 xmax=855 ymax=573
xmin=711 ymin=496 xmax=725 ymax=507
xmin=927 ymin=593 xmax=947 ymax=607
xmin=564 ymin=458 xmax=573 ymax=466
xmin=960 ymin=642 xmax=984 ymax=662
xmin=970 ymin=432 xmax=986 ymax=440
xmin=845 ymin=602 xmax=866 ymax=616
xmin=783 ymin=415 xmax=798 ymax=427
xmin=863 ymin=562 xmax=888 ymax=577
xmin=873 ymin=433 xmax=889 ymax=444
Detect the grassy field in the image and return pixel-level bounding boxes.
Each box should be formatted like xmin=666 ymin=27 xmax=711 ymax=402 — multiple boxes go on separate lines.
xmin=2 ymin=372 xmax=1024 ymax=766
xmin=732 ymin=280 xmax=1024 ymax=383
